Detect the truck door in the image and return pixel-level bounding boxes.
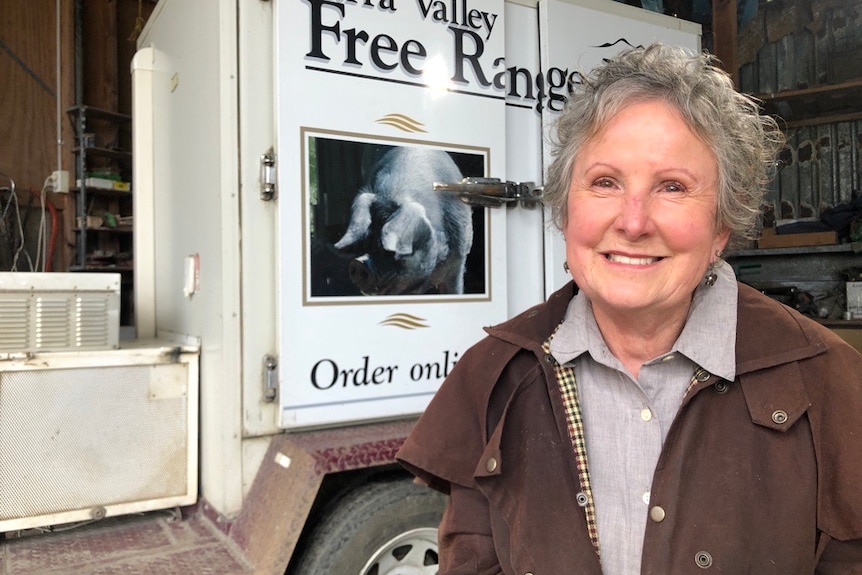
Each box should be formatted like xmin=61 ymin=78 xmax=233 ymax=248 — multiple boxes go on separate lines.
xmin=275 ymin=0 xmax=513 ymax=429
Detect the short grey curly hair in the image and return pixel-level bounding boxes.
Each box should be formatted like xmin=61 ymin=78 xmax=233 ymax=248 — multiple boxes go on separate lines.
xmin=543 ymin=43 xmax=785 ymax=245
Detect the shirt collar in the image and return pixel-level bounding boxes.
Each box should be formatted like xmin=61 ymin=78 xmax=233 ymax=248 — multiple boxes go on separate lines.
xmin=549 ymin=260 xmax=737 ymax=381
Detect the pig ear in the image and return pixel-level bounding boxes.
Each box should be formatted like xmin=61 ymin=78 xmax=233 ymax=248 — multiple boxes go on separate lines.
xmin=381 ymin=202 xmax=432 ymax=257
xmin=334 ymin=192 xmax=375 ymax=250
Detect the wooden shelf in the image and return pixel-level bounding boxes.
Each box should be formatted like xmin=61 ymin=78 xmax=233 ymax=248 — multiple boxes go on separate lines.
xmin=820 ymin=319 xmax=862 ymax=329
xmin=755 ymin=79 xmax=862 ymax=128
xmin=67 ymin=105 xmax=131 ymax=124
xmin=72 ymin=146 xmax=132 ymax=162
xmin=71 ymin=265 xmax=134 ymax=273
xmin=727 ymin=243 xmax=856 ymax=258
xmin=71 ymin=186 xmax=131 ymax=198
xmin=76 ymin=226 xmax=133 ymax=234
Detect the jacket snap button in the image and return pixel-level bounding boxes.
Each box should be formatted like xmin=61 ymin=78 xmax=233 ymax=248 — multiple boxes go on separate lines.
xmin=772 ymin=410 xmax=788 ymax=424
xmin=486 ymin=457 xmax=498 ymax=473
xmin=575 ymin=492 xmax=588 ymax=507
xmin=695 ymin=550 xmax=713 ymax=568
xmin=695 ymin=368 xmax=711 ymax=382
xmin=713 ymin=381 xmax=729 ymax=394
xmin=649 ymin=506 xmax=666 ymax=522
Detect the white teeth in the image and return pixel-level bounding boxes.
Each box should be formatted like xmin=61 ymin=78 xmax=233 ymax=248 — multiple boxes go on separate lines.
xmin=607 ymin=254 xmax=658 ymax=265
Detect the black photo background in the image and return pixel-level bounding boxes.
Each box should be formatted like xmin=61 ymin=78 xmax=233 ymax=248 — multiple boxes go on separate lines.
xmin=308 ymin=136 xmax=487 ymax=298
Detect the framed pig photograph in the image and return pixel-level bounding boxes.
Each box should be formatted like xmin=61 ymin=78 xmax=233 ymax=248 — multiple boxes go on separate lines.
xmin=303 ymin=129 xmax=489 ymax=303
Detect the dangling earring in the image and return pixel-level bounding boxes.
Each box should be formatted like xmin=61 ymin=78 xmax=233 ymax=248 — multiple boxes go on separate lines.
xmin=563 ymin=261 xmax=570 ymax=273
xmin=704 ymin=266 xmax=717 ymax=286
xmin=704 ymin=250 xmax=722 ymax=287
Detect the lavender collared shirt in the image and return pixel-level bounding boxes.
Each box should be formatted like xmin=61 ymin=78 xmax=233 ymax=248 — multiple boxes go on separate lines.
xmin=549 ymin=260 xmax=738 ymax=575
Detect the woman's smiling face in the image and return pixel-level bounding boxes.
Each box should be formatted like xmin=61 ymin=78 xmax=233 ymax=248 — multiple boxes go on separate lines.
xmin=564 ymin=99 xmax=730 ymax=319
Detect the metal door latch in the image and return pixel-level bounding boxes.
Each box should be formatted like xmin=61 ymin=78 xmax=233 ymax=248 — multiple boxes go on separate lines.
xmin=260 ymin=151 xmax=276 ymax=201
xmin=262 ymin=354 xmax=278 ymax=402
xmin=433 ymin=177 xmax=543 ymax=208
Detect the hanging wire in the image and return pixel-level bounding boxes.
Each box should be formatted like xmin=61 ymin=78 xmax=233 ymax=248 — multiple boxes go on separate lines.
xmin=0 ymin=173 xmax=56 ymax=272
xmin=35 ymin=176 xmax=54 ymax=272
xmin=0 ymin=173 xmax=35 ymax=272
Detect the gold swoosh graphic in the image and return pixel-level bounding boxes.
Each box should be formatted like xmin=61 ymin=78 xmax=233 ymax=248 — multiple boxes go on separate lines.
xmin=375 ymin=113 xmax=428 ymax=133
xmin=379 ymin=313 xmax=430 ymax=329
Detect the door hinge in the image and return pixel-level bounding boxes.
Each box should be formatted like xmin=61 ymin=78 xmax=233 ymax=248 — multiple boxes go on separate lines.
xmin=433 ymin=177 xmax=543 ymax=208
xmin=262 ymin=354 xmax=278 ymax=402
xmin=260 ymin=150 xmax=277 ymax=201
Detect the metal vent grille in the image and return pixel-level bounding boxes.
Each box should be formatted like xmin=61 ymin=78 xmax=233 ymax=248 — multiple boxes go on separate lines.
xmin=0 ymin=273 xmax=119 ymax=352
xmin=35 ymin=296 xmax=72 ymax=350
xmin=0 ymin=299 xmax=30 ymax=350
xmin=75 ymin=295 xmax=111 ymax=348
xmin=0 ymin=363 xmax=190 ymax=522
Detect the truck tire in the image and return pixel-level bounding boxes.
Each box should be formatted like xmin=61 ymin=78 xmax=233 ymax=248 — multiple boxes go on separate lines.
xmin=290 ymin=478 xmax=446 ymax=575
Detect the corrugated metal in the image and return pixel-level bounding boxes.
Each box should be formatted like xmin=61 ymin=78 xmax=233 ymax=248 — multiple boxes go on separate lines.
xmin=739 ymin=1 xmax=862 ymax=217
xmin=769 ymin=121 xmax=862 ymax=217
xmin=741 ymin=2 xmax=862 ymax=95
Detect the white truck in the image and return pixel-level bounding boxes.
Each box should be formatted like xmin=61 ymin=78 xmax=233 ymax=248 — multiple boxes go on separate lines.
xmin=0 ymin=1 xmax=698 ymax=573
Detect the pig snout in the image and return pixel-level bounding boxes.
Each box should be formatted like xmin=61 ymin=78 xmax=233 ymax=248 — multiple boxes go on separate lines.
xmin=347 ymin=255 xmax=378 ymax=294
xmin=346 ymin=253 xmax=426 ymax=295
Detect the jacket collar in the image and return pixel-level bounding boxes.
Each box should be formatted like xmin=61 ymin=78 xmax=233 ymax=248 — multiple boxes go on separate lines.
xmin=485 ymin=281 xmax=829 ymax=376
xmin=484 ymin=282 xmax=577 ymax=353
xmin=735 ymin=282 xmax=828 ymax=375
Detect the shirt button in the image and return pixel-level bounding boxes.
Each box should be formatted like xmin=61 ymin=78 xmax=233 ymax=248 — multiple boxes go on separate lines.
xmin=485 ymin=457 xmax=498 ymax=473
xmin=642 ymin=492 xmax=650 ymax=505
xmin=649 ymin=506 xmax=666 ymax=522
xmin=661 ymin=353 xmax=675 ymax=362
xmin=640 ymin=408 xmax=653 ymax=422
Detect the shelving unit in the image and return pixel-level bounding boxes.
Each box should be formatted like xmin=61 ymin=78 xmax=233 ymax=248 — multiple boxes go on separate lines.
xmin=67 ymin=105 xmax=134 ymax=325
xmin=727 ymin=243 xmax=861 ymax=322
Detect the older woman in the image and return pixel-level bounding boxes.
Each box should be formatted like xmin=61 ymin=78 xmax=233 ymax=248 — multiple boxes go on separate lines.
xmin=397 ymin=44 xmax=862 ymax=574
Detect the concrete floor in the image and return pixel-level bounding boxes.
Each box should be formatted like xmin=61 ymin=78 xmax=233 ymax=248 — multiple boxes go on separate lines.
xmin=0 ymin=511 xmax=253 ymax=575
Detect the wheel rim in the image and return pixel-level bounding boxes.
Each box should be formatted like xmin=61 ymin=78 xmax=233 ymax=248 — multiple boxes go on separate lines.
xmin=359 ymin=527 xmax=439 ymax=575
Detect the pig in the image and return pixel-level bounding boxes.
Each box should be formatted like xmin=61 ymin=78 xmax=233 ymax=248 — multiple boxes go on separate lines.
xmin=334 ymin=147 xmax=474 ymax=295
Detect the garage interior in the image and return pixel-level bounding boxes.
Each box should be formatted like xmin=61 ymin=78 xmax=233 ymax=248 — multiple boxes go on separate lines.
xmin=1 ymin=0 xmax=862 ymax=573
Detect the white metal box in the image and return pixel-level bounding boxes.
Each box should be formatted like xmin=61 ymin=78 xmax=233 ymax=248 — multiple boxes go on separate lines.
xmin=0 ymin=272 xmax=120 ymax=352
xmin=0 ymin=342 xmax=199 ymax=532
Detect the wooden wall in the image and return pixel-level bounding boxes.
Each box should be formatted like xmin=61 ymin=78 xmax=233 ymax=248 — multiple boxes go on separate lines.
xmin=0 ymin=0 xmax=154 ymax=272
xmin=0 ymin=0 xmax=74 ymax=193
xmin=0 ymin=0 xmax=73 ymax=270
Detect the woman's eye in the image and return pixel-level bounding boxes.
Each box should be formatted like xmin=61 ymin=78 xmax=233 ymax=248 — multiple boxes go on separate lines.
xmin=662 ymin=181 xmax=685 ymax=193
xmin=594 ymin=178 xmax=615 ymax=188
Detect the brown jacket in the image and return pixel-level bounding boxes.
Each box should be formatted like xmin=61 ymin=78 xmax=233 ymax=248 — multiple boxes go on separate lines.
xmin=397 ymin=282 xmax=862 ymax=574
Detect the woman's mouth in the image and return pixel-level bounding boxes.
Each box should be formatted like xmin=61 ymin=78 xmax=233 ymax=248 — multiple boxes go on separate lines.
xmin=605 ymin=254 xmax=662 ymax=265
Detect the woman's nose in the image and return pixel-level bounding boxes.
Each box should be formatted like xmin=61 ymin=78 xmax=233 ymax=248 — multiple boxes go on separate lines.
xmin=615 ymin=193 xmax=653 ymax=238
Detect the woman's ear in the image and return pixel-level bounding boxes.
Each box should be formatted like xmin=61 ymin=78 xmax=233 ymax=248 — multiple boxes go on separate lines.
xmin=713 ymin=226 xmax=732 ymax=260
